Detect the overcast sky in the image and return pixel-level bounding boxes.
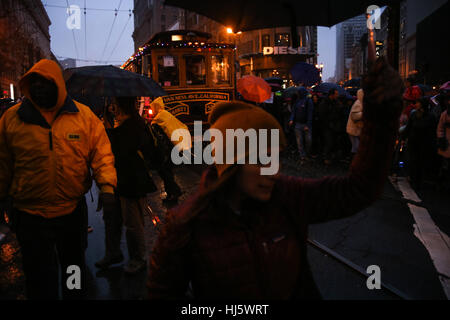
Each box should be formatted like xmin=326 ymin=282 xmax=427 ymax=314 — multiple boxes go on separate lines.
xmin=45 ymin=0 xmax=135 ymax=66
xmin=317 ymin=26 xmax=336 ymax=81
xmin=44 ymin=1 xmax=336 ymax=78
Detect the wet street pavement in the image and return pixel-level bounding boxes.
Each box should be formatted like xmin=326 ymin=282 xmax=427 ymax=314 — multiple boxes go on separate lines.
xmin=1 ymin=155 xmax=449 ymax=300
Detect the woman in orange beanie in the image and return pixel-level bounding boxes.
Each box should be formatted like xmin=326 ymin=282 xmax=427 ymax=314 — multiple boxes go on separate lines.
xmin=147 ymin=58 xmax=404 ymax=299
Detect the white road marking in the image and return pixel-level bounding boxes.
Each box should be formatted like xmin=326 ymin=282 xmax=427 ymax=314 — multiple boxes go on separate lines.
xmin=396 ymin=177 xmax=422 ymax=203
xmin=389 ymin=177 xmax=450 ymax=299
xmin=410 ymin=205 xmax=450 ymax=276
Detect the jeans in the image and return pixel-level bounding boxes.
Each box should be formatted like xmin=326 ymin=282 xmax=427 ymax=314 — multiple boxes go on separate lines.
xmin=15 ymin=199 xmax=88 ymax=300
xmin=102 ymin=194 xmax=123 ymax=259
xmin=323 ymin=129 xmax=337 ymax=160
xmin=294 ymin=123 xmax=312 ymax=158
xmin=120 ymin=197 xmax=147 ymax=262
xmin=348 ymin=135 xmax=360 ymax=154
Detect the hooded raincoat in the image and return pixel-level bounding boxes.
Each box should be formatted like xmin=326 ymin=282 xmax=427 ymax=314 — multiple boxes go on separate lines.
xmin=346 ymin=89 xmax=364 ymax=137
xmin=0 ymin=59 xmax=116 ymax=218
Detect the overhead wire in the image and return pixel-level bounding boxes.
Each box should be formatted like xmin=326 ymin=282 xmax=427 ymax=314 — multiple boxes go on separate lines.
xmin=99 ymin=0 xmax=123 ymax=63
xmin=106 ymin=10 xmax=132 ymax=65
xmin=44 ymin=3 xmax=132 ymax=12
xmin=56 ymin=55 xmax=126 ymax=64
xmin=84 ymin=0 xmax=87 ymax=60
xmin=3 ymin=1 xmax=133 ymax=65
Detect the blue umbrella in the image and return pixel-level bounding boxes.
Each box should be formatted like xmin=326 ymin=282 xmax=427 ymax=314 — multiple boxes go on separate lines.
xmin=289 ymin=62 xmax=321 ymax=87
xmin=313 ymin=82 xmax=353 ymax=99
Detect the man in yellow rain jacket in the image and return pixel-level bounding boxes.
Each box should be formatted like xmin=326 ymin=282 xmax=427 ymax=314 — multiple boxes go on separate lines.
xmin=148 ymin=97 xmax=185 ymax=202
xmin=0 ymin=59 xmax=117 ymax=299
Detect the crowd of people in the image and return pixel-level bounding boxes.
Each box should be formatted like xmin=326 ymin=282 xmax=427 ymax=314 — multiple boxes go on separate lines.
xmin=0 ymin=57 xmax=448 ymax=300
xmin=263 ymin=77 xmax=450 ymax=191
xmin=265 ymin=86 xmax=358 ymax=165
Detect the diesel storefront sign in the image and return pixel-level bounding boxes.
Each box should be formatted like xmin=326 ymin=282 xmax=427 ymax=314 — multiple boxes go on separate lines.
xmin=263 ymin=46 xmax=311 ymax=55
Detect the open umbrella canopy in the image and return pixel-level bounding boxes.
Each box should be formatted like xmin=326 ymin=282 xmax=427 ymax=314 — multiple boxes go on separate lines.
xmin=264 ymin=77 xmax=283 ymax=86
xmin=164 ymin=0 xmax=399 ymax=31
xmin=289 ymin=62 xmax=320 ymax=86
xmin=237 ymin=75 xmax=271 ymax=103
xmin=282 ymin=86 xmax=300 ymax=99
xmin=313 ymin=82 xmax=353 ymax=99
xmin=264 ymin=77 xmax=283 ymax=91
xmin=63 ymin=65 xmax=166 ymax=97
xmin=343 ymin=78 xmax=361 ymax=88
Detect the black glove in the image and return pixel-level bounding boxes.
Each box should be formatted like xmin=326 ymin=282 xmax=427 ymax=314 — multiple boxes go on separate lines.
xmin=96 ymin=193 xmax=117 ymax=214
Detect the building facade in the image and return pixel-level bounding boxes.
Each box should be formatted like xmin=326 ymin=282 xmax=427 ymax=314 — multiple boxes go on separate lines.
xmin=398 ymin=0 xmax=447 ymax=81
xmin=415 ymin=1 xmax=449 ymax=85
xmin=0 ymin=0 xmax=52 ymax=99
xmin=132 ymin=0 xmax=235 ymax=52
xmin=133 ymin=0 xmax=182 ymax=52
xmin=349 ymin=7 xmax=390 ymax=80
xmin=132 ymin=0 xmax=317 ymax=85
xmin=335 ymin=14 xmax=367 ymax=83
xmin=235 ymin=26 xmax=317 ymax=83
xmin=59 ymin=58 xmax=77 ymax=70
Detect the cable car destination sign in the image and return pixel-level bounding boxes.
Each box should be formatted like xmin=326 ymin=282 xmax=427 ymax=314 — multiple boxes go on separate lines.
xmin=162 ymin=92 xmax=230 ymax=117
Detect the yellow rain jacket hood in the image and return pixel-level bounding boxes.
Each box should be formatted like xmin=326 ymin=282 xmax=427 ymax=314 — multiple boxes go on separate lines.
xmin=151 ymin=109 xmax=191 ymax=151
xmin=19 ymin=59 xmax=68 ymax=112
xmin=0 ymin=59 xmax=117 ymax=218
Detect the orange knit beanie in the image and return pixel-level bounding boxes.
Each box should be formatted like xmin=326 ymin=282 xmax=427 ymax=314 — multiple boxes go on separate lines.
xmin=208 ymin=101 xmax=286 ymax=177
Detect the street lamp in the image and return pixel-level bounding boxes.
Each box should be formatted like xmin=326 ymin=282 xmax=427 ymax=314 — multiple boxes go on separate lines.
xmin=316 ymin=63 xmax=324 ymax=83
xmin=226 ymin=27 xmax=242 ymax=96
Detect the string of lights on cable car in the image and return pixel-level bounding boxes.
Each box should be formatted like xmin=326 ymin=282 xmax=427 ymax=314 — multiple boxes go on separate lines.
xmin=122 ymin=42 xmax=236 ymax=68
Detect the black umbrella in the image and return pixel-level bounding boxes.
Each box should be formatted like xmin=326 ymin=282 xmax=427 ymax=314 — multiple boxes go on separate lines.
xmin=164 ymin=0 xmax=399 ymax=31
xmin=282 ymin=86 xmax=301 ymax=100
xmin=289 ymin=62 xmax=321 ymax=86
xmin=63 ymin=65 xmax=166 ymax=98
xmin=343 ymin=78 xmax=361 ymax=88
xmin=264 ymin=77 xmax=283 ymax=91
xmin=264 ymin=77 xmax=283 ymax=86
xmin=313 ymin=82 xmax=353 ymax=99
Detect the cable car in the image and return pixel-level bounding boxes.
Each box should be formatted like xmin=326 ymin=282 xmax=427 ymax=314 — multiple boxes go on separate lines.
xmin=122 ymin=30 xmax=236 ymax=130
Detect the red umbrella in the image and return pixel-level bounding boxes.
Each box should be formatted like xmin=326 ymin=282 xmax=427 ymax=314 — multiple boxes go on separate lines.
xmin=237 ymin=75 xmax=271 ymax=103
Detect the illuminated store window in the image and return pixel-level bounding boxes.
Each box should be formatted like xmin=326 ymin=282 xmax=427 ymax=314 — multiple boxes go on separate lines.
xmin=275 ymin=33 xmax=290 ymax=46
